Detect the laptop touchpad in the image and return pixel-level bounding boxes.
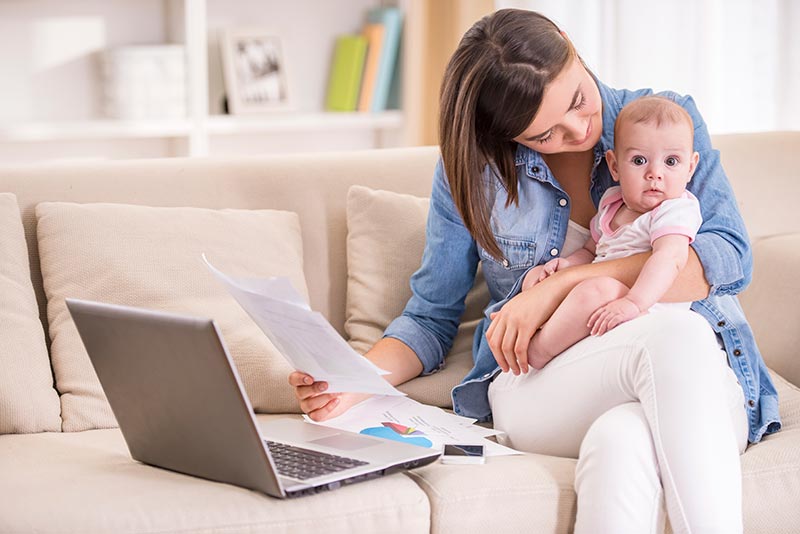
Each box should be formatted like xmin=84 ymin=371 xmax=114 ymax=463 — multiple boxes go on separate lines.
xmin=310 ymin=433 xmax=381 ymax=451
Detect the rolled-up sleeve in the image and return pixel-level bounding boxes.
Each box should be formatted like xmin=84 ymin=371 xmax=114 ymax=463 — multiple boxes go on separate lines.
xmin=383 ymin=158 xmax=481 ymax=374
xmin=663 ymin=92 xmax=753 ymax=295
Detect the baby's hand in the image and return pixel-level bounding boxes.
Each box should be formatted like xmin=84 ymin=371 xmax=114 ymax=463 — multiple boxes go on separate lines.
xmin=588 ymin=297 xmax=642 ymax=336
xmin=521 ymin=265 xmax=546 ymax=291
xmin=522 ymin=259 xmax=570 ymax=291
xmin=538 ymin=258 xmax=570 ymax=281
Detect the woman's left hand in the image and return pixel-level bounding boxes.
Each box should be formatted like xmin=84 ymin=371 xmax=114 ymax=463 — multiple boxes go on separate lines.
xmin=486 ymin=277 xmax=566 ymax=375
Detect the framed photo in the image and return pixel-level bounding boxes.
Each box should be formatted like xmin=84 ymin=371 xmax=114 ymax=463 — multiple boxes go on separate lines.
xmin=221 ymin=29 xmax=290 ymax=114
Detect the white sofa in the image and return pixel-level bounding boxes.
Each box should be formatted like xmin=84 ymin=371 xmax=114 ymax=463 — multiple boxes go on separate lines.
xmin=0 ymin=133 xmax=798 ymax=533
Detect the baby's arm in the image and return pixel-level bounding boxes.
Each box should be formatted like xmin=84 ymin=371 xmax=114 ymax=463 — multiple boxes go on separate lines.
xmin=588 ymin=234 xmax=691 ymax=335
xmin=522 ymin=237 xmax=596 ymax=291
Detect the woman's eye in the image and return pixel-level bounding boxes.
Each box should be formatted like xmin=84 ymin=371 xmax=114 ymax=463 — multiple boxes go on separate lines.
xmin=537 ymin=131 xmax=553 ymax=144
xmin=632 ymin=156 xmax=647 ymax=166
xmin=573 ymin=93 xmax=587 ymax=111
xmin=665 ymin=156 xmax=678 ymax=166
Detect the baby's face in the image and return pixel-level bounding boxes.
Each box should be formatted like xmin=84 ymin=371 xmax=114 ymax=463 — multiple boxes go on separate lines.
xmin=610 ymin=120 xmax=698 ymax=213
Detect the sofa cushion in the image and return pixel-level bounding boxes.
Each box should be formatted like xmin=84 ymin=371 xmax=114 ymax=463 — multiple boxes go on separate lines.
xmin=345 ymin=186 xmax=490 ymax=407
xmin=406 ymin=453 xmax=577 ymax=533
xmin=0 ymin=193 xmax=61 ymax=434
xmin=739 ymin=233 xmax=800 ymax=387
xmin=736 ymin=370 xmax=800 ymax=533
xmin=0 ymin=415 xmax=431 ymax=534
xmin=36 ymin=202 xmax=308 ymax=432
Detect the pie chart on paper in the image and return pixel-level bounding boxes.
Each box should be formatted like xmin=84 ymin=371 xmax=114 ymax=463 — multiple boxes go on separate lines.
xmin=359 ymin=422 xmax=434 ymax=448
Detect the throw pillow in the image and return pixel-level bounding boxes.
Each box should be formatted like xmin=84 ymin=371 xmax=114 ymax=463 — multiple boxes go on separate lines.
xmin=739 ymin=233 xmax=800 ymax=385
xmin=36 ymin=202 xmax=307 ymax=432
xmin=0 ymin=193 xmax=61 ymax=433
xmin=345 ymin=185 xmax=489 ymax=407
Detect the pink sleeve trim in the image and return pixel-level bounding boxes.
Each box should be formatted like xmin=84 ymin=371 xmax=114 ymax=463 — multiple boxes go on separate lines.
xmin=651 ymin=226 xmax=696 ymax=244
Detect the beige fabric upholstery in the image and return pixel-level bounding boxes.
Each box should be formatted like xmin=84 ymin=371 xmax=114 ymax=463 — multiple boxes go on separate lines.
xmin=0 ymin=147 xmax=442 ymax=338
xmin=0 ymin=415 xmax=431 ymax=534
xmin=739 ymin=233 xmax=800 ymax=387
xmin=0 ymin=193 xmax=60 ymax=433
xmin=406 ymin=454 xmax=577 ymax=533
xmin=0 ymin=135 xmax=798 ymax=532
xmin=739 ymin=371 xmax=800 ymax=533
xmin=345 ymin=186 xmax=489 ymax=407
xmin=36 ymin=202 xmax=308 ymax=431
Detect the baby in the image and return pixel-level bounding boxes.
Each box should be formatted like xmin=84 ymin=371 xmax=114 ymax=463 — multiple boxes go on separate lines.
xmin=524 ymin=95 xmax=702 ymax=369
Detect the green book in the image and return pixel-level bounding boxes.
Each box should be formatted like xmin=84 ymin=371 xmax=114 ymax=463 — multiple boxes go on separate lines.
xmin=325 ymin=35 xmax=368 ymax=112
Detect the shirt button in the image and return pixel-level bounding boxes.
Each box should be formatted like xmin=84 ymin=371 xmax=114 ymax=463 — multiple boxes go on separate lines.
xmin=550 ymin=248 xmax=559 ymax=256
xmin=502 ymin=258 xmax=509 ymax=268
xmin=558 ymin=198 xmax=568 ymax=207
xmin=531 ymin=166 xmax=540 ymax=174
xmin=733 ymin=349 xmax=742 ymax=356
xmin=748 ymin=399 xmax=755 ymax=407
xmin=717 ymin=321 xmax=726 ymax=327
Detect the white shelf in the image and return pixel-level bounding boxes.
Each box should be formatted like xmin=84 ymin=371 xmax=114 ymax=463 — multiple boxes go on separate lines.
xmin=0 ymin=111 xmax=404 ymax=144
xmin=0 ymin=120 xmax=194 ymax=143
xmin=206 ymin=111 xmax=404 ymax=135
xmin=0 ymin=0 xmax=408 ymax=159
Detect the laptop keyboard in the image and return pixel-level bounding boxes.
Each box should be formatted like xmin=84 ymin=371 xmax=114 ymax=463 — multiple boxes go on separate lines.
xmin=266 ymin=440 xmax=369 ymax=481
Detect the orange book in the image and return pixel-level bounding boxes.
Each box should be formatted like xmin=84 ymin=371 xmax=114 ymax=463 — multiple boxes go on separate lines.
xmin=357 ymin=23 xmax=385 ymax=112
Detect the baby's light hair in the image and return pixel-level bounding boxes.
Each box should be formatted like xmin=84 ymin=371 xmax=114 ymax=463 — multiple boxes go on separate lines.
xmin=614 ymin=96 xmax=695 ymax=145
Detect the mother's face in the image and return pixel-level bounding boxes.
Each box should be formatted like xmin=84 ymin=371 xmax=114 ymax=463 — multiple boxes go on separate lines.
xmin=513 ymin=58 xmax=602 ymax=154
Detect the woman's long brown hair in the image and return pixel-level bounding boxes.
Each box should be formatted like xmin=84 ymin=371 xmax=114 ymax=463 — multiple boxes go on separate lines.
xmin=439 ymin=9 xmax=574 ymax=260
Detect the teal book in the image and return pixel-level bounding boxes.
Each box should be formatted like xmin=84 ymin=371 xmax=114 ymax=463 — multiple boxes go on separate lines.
xmin=366 ymin=7 xmax=403 ymax=112
xmin=325 ymin=34 xmax=368 ymax=112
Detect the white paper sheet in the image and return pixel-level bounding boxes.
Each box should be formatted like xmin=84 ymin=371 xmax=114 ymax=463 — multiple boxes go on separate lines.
xmin=304 ymin=396 xmax=520 ymax=457
xmin=203 ymin=255 xmax=402 ymax=397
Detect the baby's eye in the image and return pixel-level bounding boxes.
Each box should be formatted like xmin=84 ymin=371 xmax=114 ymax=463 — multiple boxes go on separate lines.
xmin=632 ymin=155 xmax=647 ymax=166
xmin=665 ymin=156 xmax=678 ymax=167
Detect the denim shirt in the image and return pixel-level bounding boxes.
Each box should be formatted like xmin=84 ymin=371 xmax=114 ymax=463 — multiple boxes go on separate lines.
xmin=384 ymin=80 xmax=781 ymax=444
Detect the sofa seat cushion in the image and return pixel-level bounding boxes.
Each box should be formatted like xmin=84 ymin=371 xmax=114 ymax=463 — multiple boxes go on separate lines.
xmin=737 ymin=370 xmax=800 ymax=533
xmin=406 ymin=453 xmax=577 ymax=533
xmin=36 ymin=202 xmax=309 ymax=432
xmin=345 ymin=186 xmax=490 ymax=408
xmin=0 ymin=193 xmax=60 ymax=433
xmin=0 ymin=415 xmax=431 ymax=534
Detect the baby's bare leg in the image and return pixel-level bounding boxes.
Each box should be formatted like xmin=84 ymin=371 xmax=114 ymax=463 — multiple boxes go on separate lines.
xmin=528 ymin=277 xmax=630 ymax=369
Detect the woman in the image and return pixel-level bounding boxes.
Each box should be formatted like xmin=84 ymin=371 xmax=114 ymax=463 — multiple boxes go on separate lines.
xmin=290 ymin=9 xmax=780 ymax=533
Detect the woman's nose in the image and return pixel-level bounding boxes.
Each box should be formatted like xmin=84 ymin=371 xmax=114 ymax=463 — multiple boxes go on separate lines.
xmin=564 ymin=115 xmax=588 ymax=142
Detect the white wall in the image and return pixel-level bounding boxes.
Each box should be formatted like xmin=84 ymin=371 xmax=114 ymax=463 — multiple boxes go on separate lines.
xmin=496 ymin=0 xmax=800 ymax=134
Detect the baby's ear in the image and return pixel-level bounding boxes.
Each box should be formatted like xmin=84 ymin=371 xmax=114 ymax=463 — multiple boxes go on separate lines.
xmin=606 ymin=149 xmax=620 ymax=182
xmin=687 ymin=151 xmax=700 ymax=180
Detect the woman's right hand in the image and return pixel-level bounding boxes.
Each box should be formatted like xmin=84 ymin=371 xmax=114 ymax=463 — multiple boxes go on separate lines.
xmin=288 ymin=371 xmax=370 ymax=422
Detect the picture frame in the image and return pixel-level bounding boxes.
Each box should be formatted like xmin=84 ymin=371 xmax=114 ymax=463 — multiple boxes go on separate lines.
xmin=221 ymin=29 xmax=290 ymax=114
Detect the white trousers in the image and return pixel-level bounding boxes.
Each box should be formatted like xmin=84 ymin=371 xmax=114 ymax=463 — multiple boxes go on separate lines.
xmin=488 ymin=310 xmax=748 ymax=534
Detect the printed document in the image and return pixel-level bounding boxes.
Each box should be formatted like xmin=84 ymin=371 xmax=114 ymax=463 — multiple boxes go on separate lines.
xmin=203 ymin=255 xmax=402 ymax=397
xmin=305 ymin=396 xmax=520 ymax=457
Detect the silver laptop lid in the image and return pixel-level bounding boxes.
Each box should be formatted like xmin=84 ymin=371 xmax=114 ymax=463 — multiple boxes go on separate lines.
xmin=66 ymin=298 xmax=286 ymax=497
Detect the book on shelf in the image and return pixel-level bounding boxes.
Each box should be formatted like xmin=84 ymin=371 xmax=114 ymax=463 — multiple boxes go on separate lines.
xmin=325 ymin=35 xmax=368 ymax=112
xmin=365 ymin=7 xmax=403 ymax=112
xmin=357 ymin=23 xmax=385 ymax=112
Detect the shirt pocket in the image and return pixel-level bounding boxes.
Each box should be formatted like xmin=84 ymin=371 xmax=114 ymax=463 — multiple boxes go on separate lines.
xmin=479 ymin=236 xmax=537 ymax=298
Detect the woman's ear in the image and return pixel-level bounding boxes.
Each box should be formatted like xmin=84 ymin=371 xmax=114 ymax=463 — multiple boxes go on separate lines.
xmin=606 ymin=149 xmax=620 ymax=182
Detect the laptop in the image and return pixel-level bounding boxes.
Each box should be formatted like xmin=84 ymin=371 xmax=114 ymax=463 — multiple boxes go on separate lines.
xmin=66 ymin=298 xmax=440 ymax=498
